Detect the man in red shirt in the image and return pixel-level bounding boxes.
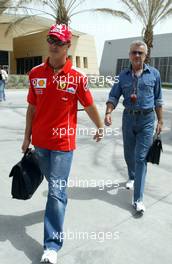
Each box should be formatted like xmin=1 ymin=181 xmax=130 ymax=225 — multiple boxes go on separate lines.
xmin=22 ymin=24 xmax=103 ymax=264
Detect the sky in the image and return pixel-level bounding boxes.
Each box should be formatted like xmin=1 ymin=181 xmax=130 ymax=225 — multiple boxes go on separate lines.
xmin=34 ymin=0 xmax=172 ymax=65
xmin=69 ymin=0 xmax=172 ymax=65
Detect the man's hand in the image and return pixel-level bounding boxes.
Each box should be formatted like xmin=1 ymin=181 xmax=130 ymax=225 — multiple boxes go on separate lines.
xmin=93 ymin=128 xmax=104 ymax=142
xmin=156 ymin=121 xmax=163 ymax=135
xmin=104 ymin=113 xmax=112 ymax=126
xmin=155 ymin=107 xmax=163 ymax=135
xmin=21 ymin=138 xmax=31 ymax=153
xmin=84 ymin=103 xmax=104 ymax=143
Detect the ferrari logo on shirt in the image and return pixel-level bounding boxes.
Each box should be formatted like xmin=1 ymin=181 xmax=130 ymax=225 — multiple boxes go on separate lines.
xmin=59 ymin=82 xmax=67 ymax=90
xmin=56 ymin=81 xmax=78 ymax=94
xmin=32 ymin=78 xmax=47 ymax=88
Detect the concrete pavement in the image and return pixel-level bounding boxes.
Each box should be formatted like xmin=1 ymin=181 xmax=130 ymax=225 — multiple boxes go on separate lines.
xmin=0 ymin=89 xmax=172 ymax=264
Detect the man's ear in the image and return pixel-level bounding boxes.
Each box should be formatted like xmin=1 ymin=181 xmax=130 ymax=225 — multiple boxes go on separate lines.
xmin=68 ymin=42 xmax=71 ymax=48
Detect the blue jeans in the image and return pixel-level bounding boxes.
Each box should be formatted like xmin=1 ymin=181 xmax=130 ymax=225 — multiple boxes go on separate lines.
xmin=34 ymin=146 xmax=73 ymax=251
xmin=122 ymin=110 xmax=155 ymax=202
xmin=0 ymin=80 xmax=5 ymax=101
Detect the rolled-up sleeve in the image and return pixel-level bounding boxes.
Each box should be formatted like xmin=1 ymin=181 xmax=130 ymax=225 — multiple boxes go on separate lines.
xmin=154 ymin=71 xmax=163 ymax=107
xmin=106 ymin=80 xmax=122 ymax=107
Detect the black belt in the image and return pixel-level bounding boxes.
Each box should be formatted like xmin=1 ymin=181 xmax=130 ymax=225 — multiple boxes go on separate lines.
xmin=125 ymin=108 xmax=154 ymax=115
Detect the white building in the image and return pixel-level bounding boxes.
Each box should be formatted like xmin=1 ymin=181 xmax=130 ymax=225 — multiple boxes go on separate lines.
xmin=100 ymin=33 xmax=172 ymax=83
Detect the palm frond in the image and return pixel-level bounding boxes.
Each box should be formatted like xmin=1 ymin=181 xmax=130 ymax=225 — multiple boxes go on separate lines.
xmin=154 ymin=0 xmax=172 ymax=24
xmin=66 ymin=0 xmax=77 ymax=12
xmin=73 ymin=8 xmax=131 ymax=23
xmin=48 ymin=0 xmax=58 ymax=10
xmin=2 ymin=5 xmax=56 ymax=18
xmin=68 ymin=0 xmax=85 ymax=14
xmin=121 ymin=0 xmax=144 ymax=17
xmin=139 ymin=1 xmax=149 ymax=25
xmin=156 ymin=7 xmax=172 ymax=23
xmin=150 ymin=0 xmax=163 ymax=24
xmin=4 ymin=14 xmax=36 ymax=36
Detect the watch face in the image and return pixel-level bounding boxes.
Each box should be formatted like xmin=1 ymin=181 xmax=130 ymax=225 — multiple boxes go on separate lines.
xmin=130 ymin=93 xmax=137 ymax=103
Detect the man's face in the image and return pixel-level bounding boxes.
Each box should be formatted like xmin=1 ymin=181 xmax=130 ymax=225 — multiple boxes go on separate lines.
xmin=129 ymin=45 xmax=146 ymax=68
xmin=47 ymin=36 xmax=70 ymax=57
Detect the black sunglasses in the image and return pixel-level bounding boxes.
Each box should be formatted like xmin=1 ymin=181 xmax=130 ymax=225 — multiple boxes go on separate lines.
xmin=131 ymin=50 xmax=145 ymax=56
xmin=47 ymin=36 xmax=67 ymax=46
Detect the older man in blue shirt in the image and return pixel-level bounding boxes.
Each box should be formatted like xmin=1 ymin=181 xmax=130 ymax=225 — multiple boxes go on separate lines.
xmin=105 ymin=40 xmax=163 ymax=213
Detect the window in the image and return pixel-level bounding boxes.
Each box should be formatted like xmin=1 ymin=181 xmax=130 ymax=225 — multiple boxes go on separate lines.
xmin=116 ymin=58 xmax=130 ymax=75
xmin=83 ymin=57 xmax=88 ymax=68
xmin=167 ymin=65 xmax=172 ymax=83
xmin=116 ymin=56 xmax=172 ymax=83
xmin=76 ymin=56 xmax=81 ymax=68
xmin=16 ymin=56 xmax=42 ymax=74
xmin=150 ymin=57 xmax=170 ymax=82
xmin=0 ymin=51 xmax=8 ymax=65
xmin=116 ymin=59 xmax=122 ymax=75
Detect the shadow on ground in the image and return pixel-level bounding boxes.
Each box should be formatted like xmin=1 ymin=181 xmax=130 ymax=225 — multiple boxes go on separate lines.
xmin=0 ymin=210 xmax=44 ymax=264
xmin=43 ymin=182 xmax=135 ymax=215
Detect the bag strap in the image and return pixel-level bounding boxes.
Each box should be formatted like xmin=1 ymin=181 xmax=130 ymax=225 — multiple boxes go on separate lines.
xmin=24 ymin=148 xmax=32 ymax=157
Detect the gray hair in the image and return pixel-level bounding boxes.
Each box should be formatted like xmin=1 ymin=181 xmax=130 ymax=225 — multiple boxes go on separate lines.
xmin=129 ymin=40 xmax=148 ymax=55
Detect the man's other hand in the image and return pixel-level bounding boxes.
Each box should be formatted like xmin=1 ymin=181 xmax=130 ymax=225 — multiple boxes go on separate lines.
xmin=104 ymin=113 xmax=112 ymax=126
xmin=21 ymin=138 xmax=31 ymax=153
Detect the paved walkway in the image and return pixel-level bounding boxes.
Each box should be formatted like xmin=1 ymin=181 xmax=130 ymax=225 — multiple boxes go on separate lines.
xmin=0 ymin=89 xmax=172 ymax=264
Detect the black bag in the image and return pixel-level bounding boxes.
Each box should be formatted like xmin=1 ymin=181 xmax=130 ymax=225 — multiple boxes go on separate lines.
xmin=9 ymin=148 xmax=44 ymax=200
xmin=146 ymin=134 xmax=163 ymax=165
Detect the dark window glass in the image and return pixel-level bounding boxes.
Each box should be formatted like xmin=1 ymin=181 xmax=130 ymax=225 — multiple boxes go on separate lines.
xmin=116 ymin=57 xmax=172 ymax=82
xmin=0 ymin=51 xmax=8 ymax=65
xmin=169 ymin=57 xmax=172 ymax=65
xmin=159 ymin=57 xmax=168 ymax=66
xmin=116 ymin=58 xmax=130 ymax=75
xmin=76 ymin=56 xmax=81 ymax=68
xmin=16 ymin=56 xmax=42 ymax=74
xmin=167 ymin=65 xmax=172 ymax=83
xmin=83 ymin=57 xmax=88 ymax=68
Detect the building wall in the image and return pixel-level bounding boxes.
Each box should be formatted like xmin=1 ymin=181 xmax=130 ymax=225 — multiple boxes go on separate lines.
xmin=100 ymin=33 xmax=172 ymax=78
xmin=11 ymin=31 xmax=48 ymax=74
xmin=0 ymin=24 xmax=13 ymax=51
xmin=70 ymin=34 xmax=99 ymax=75
xmin=11 ymin=30 xmax=99 ymax=75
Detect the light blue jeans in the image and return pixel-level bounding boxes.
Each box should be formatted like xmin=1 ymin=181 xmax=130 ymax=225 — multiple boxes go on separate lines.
xmin=122 ymin=110 xmax=155 ymax=202
xmin=0 ymin=80 xmax=5 ymax=101
xmin=34 ymin=146 xmax=73 ymax=251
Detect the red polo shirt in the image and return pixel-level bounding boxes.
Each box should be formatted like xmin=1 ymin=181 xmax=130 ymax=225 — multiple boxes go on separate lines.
xmin=27 ymin=58 xmax=93 ymax=151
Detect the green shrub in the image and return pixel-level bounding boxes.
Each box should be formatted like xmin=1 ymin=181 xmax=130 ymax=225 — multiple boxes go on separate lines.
xmin=162 ymin=82 xmax=172 ymax=89
xmin=6 ymin=75 xmax=29 ymax=89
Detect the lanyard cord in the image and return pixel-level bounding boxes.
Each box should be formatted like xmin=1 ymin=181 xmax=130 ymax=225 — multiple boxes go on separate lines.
xmin=132 ymin=73 xmax=138 ymax=95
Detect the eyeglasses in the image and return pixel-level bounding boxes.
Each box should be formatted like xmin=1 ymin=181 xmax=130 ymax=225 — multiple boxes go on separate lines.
xmin=131 ymin=50 xmax=145 ymax=56
xmin=47 ymin=36 xmax=67 ymax=46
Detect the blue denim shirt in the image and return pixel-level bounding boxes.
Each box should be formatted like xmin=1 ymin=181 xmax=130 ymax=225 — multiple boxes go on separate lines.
xmin=107 ymin=64 xmax=163 ymax=109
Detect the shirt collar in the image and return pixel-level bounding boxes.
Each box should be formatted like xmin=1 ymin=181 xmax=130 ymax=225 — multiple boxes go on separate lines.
xmin=126 ymin=63 xmax=150 ymax=74
xmin=44 ymin=57 xmax=72 ymax=74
